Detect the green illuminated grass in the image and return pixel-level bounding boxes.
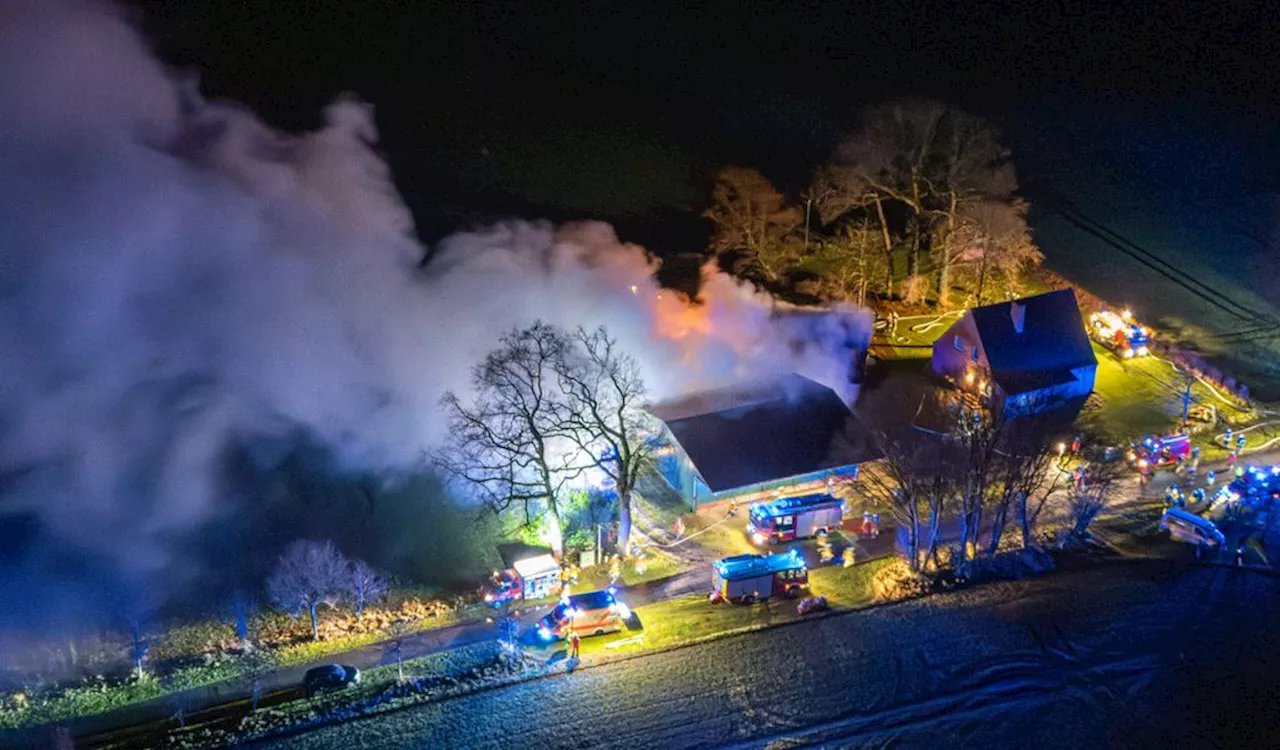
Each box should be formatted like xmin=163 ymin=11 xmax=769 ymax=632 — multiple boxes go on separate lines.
xmin=574 ymin=557 xmax=892 ymax=658
xmin=1080 ymin=344 xmax=1235 ymax=445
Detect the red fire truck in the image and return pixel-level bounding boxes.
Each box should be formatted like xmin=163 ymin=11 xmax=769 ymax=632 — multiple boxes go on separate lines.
xmin=1127 ymin=433 xmax=1191 ymax=470
xmin=710 ymin=550 xmax=808 ymax=604
xmin=746 ymin=493 xmax=846 ymax=546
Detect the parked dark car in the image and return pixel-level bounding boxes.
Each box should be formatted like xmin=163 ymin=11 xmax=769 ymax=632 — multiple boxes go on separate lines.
xmin=303 ymin=664 xmax=361 ymax=697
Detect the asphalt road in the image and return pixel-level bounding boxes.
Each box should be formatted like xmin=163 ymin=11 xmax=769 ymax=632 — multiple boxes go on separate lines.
xmin=261 ymin=559 xmax=1280 ymax=750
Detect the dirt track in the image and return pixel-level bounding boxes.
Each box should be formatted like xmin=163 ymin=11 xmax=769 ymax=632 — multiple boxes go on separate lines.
xmin=262 ymin=559 xmax=1280 ymax=749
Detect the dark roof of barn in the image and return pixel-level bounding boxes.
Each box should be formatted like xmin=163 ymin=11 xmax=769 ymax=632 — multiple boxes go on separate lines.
xmin=497 ymin=542 xmax=553 ymax=570
xmin=651 ymin=374 xmax=879 ymax=493
xmin=969 ymin=289 xmax=1097 ymax=393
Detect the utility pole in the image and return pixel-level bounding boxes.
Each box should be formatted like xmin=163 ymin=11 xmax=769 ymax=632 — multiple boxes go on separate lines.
xmin=1181 ymin=372 xmax=1195 ymax=430
xmin=803 ymin=197 xmax=812 ymax=252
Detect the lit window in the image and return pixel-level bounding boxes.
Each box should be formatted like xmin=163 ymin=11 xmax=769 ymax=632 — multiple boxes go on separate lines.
xmin=953 ymin=337 xmax=964 ymax=352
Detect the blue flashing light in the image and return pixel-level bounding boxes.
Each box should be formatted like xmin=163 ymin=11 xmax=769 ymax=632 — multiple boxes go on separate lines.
xmin=607 ymin=585 xmax=617 ymax=596
xmin=537 ymin=626 xmax=552 ymax=640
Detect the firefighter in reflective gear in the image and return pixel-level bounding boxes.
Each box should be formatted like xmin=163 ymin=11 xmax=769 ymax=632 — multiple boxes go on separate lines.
xmin=568 ymin=630 xmax=581 ymax=659
xmin=842 ymin=545 xmax=856 ymax=567
xmin=1206 ymin=470 xmax=1217 ymax=488
xmin=1227 ymin=451 xmax=1238 ymax=470
xmin=1224 ymin=427 xmax=1233 ymax=448
xmin=1192 ymin=488 xmax=1206 ymax=506
xmin=1235 ymin=464 xmax=1246 ymax=479
xmin=1165 ymin=485 xmax=1179 ymax=507
xmin=861 ymin=511 xmax=873 ymax=536
xmin=1071 ymin=435 xmax=1081 ymax=455
xmin=1238 ymin=434 xmax=1247 ymax=452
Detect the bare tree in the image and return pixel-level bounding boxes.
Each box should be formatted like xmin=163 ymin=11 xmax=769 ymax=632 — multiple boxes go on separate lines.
xmin=554 ymin=326 xmax=655 ymax=556
xmin=703 ymin=166 xmax=803 ymax=284
xmin=986 ymin=434 xmax=1061 ymax=554
xmin=803 ymin=220 xmax=890 ymax=305
xmin=857 ymin=424 xmax=957 ymax=573
xmin=821 ymin=99 xmax=1040 ymax=308
xmin=437 ymin=322 xmax=589 ymax=555
xmin=953 ymin=406 xmax=1003 ymax=560
xmin=824 ymin=99 xmax=945 ymax=289
xmin=385 ymin=618 xmax=417 ymax=683
xmin=241 ymin=646 xmax=273 ymax=713
xmin=267 ymin=540 xmax=349 ymax=641
xmin=348 ymin=560 xmax=389 ymax=622
xmin=1062 ymin=461 xmax=1123 ymax=546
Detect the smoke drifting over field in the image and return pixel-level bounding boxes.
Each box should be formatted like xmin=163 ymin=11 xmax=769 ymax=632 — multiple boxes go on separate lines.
xmin=0 ymin=1 xmax=869 ymax=629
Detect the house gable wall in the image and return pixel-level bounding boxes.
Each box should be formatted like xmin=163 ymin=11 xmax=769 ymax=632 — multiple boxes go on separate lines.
xmin=931 ymin=314 xmax=988 ymax=382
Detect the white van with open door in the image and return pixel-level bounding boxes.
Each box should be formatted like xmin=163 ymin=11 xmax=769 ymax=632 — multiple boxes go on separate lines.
xmin=1159 ymin=507 xmax=1226 ymax=556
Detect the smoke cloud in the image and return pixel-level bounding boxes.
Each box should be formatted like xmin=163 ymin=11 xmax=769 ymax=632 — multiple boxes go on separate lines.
xmin=0 ymin=1 xmax=870 ymax=630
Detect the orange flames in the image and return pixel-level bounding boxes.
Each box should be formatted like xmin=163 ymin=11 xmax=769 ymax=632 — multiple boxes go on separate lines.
xmin=652 ymin=291 xmax=713 ymax=342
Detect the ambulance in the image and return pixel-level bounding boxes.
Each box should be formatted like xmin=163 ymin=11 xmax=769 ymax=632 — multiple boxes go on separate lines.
xmin=535 ymin=589 xmax=631 ymax=641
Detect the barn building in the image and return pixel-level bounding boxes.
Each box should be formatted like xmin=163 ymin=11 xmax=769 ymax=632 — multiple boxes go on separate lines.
xmin=650 ymin=374 xmax=879 ymax=510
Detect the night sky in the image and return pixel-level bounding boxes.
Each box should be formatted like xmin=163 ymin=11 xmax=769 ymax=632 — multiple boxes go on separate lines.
xmin=131 ymin=1 xmax=1280 ymax=313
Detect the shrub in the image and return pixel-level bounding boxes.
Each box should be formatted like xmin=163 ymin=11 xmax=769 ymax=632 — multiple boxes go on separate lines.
xmin=871 ymin=560 xmax=932 ymax=601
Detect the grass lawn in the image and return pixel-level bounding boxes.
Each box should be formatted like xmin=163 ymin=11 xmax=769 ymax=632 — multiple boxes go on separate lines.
xmin=575 ymin=557 xmax=893 ymax=658
xmin=681 ymin=508 xmax=755 ymax=558
xmin=870 ymin=311 xmax=960 ymax=360
xmin=1080 ymin=344 xmax=1231 ymax=445
xmin=577 ymin=551 xmax=684 ymax=591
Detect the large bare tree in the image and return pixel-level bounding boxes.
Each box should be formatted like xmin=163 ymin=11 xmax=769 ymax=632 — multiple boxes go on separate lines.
xmin=703 ymin=166 xmax=803 ymax=284
xmin=820 ymin=98 xmax=1038 ymax=307
xmin=856 ymin=419 xmax=958 ymax=572
xmin=554 ymin=326 xmax=655 ymax=556
xmin=438 ymin=322 xmax=587 ymax=555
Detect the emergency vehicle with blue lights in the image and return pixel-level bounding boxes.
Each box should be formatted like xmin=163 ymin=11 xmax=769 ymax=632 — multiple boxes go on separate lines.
xmin=1127 ymin=433 xmax=1190 ymax=470
xmin=535 ymin=588 xmax=631 ymax=641
xmin=710 ymin=550 xmax=808 ymax=604
xmin=746 ymin=493 xmax=845 ymax=546
xmin=1211 ymin=465 xmax=1280 ymax=510
xmin=1089 ymin=308 xmax=1151 ymax=359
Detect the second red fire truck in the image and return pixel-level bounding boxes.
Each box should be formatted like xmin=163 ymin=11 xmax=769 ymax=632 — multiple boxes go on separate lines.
xmin=746 ymin=493 xmax=846 ymax=546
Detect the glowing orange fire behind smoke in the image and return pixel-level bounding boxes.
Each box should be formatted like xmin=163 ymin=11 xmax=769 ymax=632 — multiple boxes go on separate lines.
xmin=652 ymin=290 xmax=713 ymax=341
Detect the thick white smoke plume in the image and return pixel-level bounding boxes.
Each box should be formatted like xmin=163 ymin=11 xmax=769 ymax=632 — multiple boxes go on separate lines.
xmin=0 ymin=1 xmax=869 ymax=626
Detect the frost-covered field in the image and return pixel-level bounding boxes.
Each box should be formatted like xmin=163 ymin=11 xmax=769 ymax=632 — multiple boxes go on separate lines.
xmin=262 ymin=560 xmax=1280 ymax=749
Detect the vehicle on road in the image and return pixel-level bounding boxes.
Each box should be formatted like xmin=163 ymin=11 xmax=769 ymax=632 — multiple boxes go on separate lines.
xmin=484 ymin=551 xmax=561 ymax=606
xmin=1089 ymin=308 xmax=1151 ymax=358
xmin=303 ymin=664 xmax=361 ymax=697
xmin=535 ymin=589 xmax=630 ymax=641
xmin=710 ymin=550 xmax=808 ymax=604
xmin=1160 ymin=507 xmax=1226 ymax=555
xmin=1128 ymin=433 xmax=1190 ymax=470
xmin=747 ymin=493 xmax=845 ymax=546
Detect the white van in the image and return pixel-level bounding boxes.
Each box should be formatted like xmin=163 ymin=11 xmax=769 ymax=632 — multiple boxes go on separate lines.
xmin=1159 ymin=507 xmax=1226 ymax=555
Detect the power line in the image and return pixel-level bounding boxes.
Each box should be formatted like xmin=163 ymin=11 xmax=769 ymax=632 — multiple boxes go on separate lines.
xmin=1037 ymin=198 xmax=1267 ymax=324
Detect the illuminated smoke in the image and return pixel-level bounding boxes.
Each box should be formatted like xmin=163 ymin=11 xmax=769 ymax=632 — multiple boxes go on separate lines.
xmin=0 ymin=0 xmax=870 ymax=629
